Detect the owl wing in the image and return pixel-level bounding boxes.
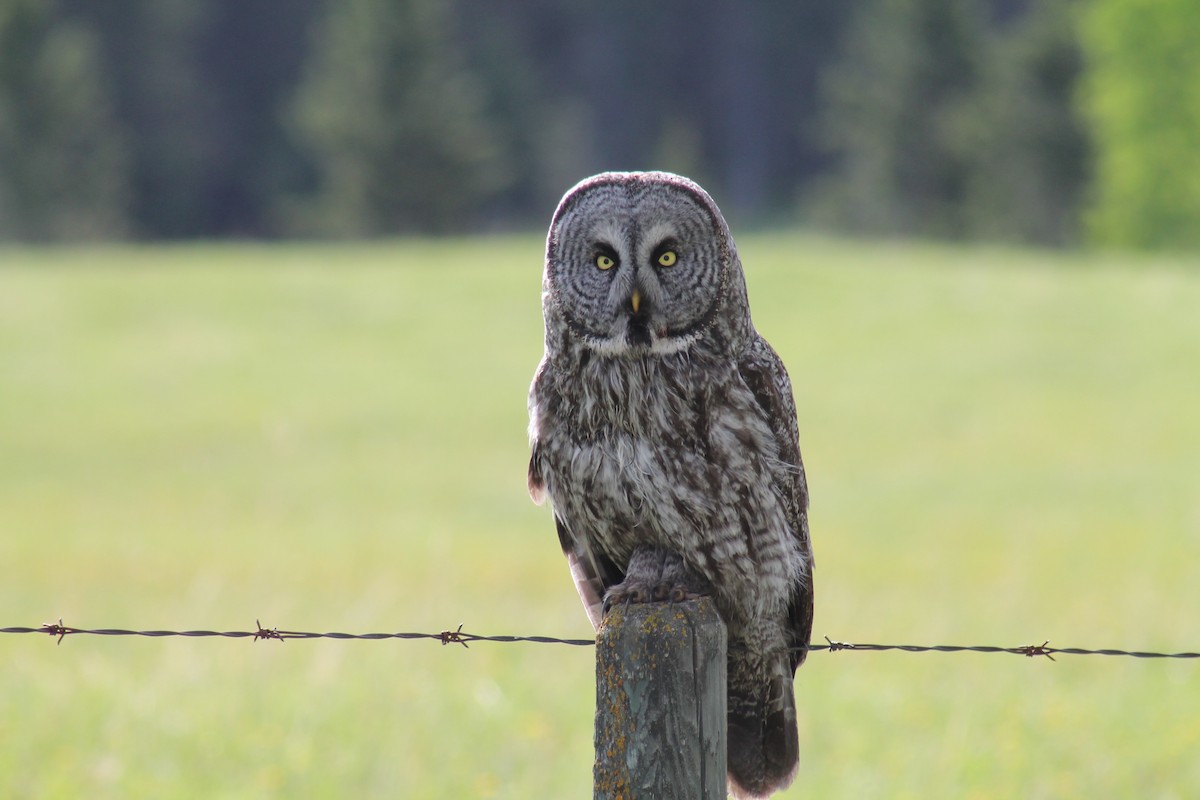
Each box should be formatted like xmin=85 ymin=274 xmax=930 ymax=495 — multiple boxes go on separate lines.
xmin=737 ymin=336 xmax=814 ymax=672
xmin=555 ymin=514 xmax=623 ymax=630
xmin=528 ymin=413 xmax=621 ymax=632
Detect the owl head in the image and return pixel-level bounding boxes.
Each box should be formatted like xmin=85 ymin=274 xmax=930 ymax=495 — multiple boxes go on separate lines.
xmin=542 ymin=171 xmax=752 ymax=358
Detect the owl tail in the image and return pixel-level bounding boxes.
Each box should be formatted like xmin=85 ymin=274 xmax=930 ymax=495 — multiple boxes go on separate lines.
xmin=726 ymin=651 xmax=799 ymax=799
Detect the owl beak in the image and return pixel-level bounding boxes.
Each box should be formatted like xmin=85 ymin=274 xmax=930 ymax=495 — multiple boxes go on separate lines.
xmin=625 ymin=288 xmax=652 ymax=347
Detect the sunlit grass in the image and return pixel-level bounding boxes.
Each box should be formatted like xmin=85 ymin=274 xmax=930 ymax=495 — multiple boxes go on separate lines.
xmin=1 ymin=236 xmax=1198 ymax=798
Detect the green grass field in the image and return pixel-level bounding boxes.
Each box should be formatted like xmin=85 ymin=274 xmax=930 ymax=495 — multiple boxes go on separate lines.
xmin=2 ymin=235 xmax=1198 ymax=798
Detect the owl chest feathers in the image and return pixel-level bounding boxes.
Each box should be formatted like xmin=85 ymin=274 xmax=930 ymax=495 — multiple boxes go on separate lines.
xmin=530 ymin=345 xmax=805 ymax=620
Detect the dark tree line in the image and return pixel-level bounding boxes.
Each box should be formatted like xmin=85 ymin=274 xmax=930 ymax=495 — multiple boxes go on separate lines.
xmin=0 ymin=0 xmax=1193 ymax=247
xmin=812 ymin=0 xmax=1089 ymax=244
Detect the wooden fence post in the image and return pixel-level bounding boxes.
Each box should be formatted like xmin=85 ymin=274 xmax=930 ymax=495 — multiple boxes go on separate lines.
xmin=593 ymin=598 xmax=727 ymax=799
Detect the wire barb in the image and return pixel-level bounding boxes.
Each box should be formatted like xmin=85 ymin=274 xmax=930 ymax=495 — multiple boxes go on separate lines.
xmin=253 ymin=619 xmax=284 ymax=643
xmin=823 ymin=635 xmax=854 ymax=652
xmin=41 ymin=618 xmax=71 ymax=645
xmin=1020 ymin=640 xmax=1055 ymax=661
xmin=440 ymin=623 xmax=469 ymax=649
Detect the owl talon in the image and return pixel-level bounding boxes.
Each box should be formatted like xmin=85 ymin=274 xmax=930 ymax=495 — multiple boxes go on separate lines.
xmin=603 ymin=582 xmax=653 ymax=612
xmin=602 ymin=546 xmax=715 ymax=615
xmin=603 ymin=577 xmax=709 ymax=615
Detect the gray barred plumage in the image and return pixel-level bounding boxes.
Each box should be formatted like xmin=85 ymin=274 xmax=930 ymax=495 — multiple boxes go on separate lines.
xmin=527 ymin=172 xmax=813 ymax=799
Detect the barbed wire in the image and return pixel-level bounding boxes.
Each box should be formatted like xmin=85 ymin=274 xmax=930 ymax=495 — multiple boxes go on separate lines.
xmin=2 ymin=620 xmax=1197 ymax=660
xmin=0 ymin=620 xmax=595 ymax=648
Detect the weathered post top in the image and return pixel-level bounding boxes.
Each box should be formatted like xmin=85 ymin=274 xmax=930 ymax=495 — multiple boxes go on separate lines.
xmin=594 ymin=598 xmax=728 ymax=800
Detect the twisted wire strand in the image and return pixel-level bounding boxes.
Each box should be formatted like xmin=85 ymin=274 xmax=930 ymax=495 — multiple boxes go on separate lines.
xmin=3 ymin=622 xmax=1196 ymax=659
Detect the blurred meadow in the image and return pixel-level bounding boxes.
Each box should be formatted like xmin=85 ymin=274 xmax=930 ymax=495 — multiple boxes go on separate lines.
xmin=2 ymin=236 xmax=1199 ymax=798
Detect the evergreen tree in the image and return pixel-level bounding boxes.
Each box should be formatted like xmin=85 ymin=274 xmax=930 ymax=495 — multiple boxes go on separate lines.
xmin=455 ymin=2 xmax=565 ymax=225
xmin=289 ymin=0 xmax=504 ymax=235
xmin=811 ymin=0 xmax=988 ymax=239
xmin=1080 ymin=0 xmax=1200 ymax=249
xmin=957 ymin=0 xmax=1090 ymax=245
xmin=487 ymin=1 xmax=855 ymax=224
xmin=0 ymin=1 xmax=130 ymax=241
xmin=66 ymin=0 xmax=323 ymax=238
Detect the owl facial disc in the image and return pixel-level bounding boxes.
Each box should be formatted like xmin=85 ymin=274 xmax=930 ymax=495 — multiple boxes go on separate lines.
xmin=544 ymin=171 xmax=741 ymax=358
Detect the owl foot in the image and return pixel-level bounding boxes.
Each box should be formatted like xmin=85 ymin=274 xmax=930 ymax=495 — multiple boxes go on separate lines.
xmin=602 ymin=546 xmax=712 ymax=614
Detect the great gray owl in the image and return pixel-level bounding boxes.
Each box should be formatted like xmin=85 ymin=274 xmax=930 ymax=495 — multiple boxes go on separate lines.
xmin=527 ymin=171 xmax=813 ymax=799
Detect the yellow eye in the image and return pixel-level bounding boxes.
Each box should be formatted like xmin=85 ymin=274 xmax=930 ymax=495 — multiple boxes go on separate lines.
xmin=596 ymin=254 xmax=615 ymax=270
xmin=657 ymin=250 xmax=678 ymax=267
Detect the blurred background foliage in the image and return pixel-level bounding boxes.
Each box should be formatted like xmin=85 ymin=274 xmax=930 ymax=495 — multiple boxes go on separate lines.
xmin=0 ymin=0 xmax=1195 ymax=248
